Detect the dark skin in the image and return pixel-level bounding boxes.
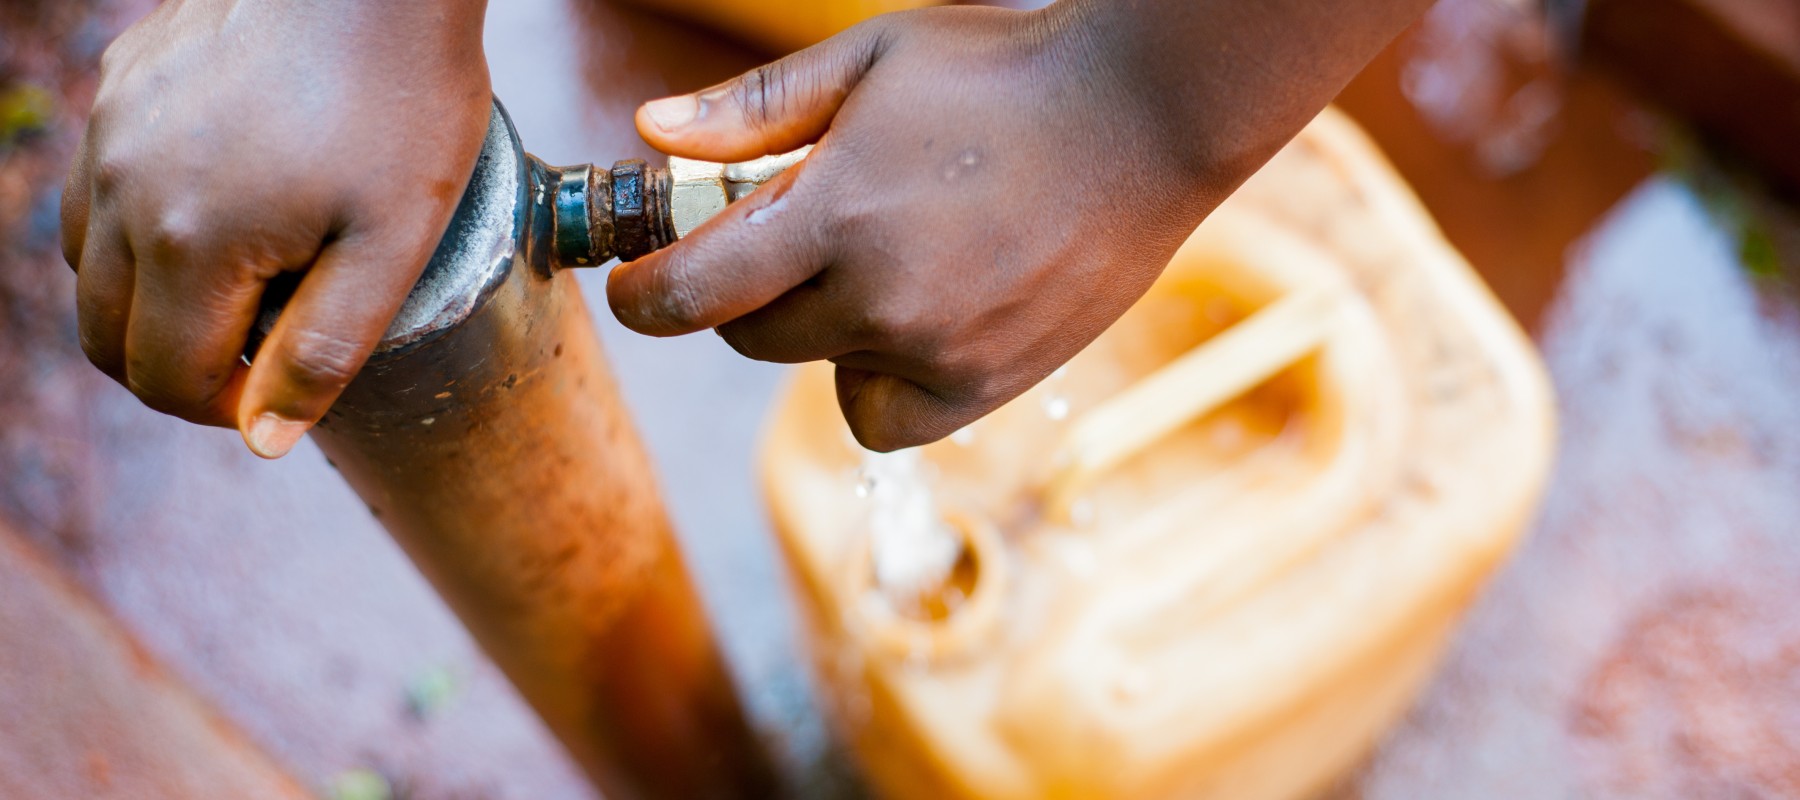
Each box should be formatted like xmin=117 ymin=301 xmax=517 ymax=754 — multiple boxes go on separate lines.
xmin=65 ymin=0 xmax=1432 ymax=457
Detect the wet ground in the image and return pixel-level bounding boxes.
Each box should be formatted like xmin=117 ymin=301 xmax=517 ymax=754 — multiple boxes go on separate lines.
xmin=3 ymin=0 xmax=1799 ymax=798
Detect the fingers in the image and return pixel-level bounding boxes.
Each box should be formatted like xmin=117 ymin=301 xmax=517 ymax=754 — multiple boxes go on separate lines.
xmin=608 ymin=167 xmax=833 ymax=337
xmin=713 ymin=276 xmax=871 ymax=364
xmin=61 ymin=132 xmax=94 ymax=273
xmin=120 ymin=229 xmax=270 ymax=428
xmin=636 ymin=20 xmax=892 ymax=162
xmin=73 ymin=230 xmax=134 ymax=384
xmin=833 ymin=367 xmax=966 ymax=452
xmin=236 ymin=231 xmax=429 ymax=459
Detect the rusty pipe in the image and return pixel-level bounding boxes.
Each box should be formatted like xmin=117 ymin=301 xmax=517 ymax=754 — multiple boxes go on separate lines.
xmin=254 ymin=101 xmax=786 ymax=799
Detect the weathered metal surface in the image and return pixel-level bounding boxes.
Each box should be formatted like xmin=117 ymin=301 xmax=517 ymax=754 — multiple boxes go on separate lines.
xmin=272 ymin=100 xmax=777 ymax=799
xmin=0 ymin=527 xmax=310 ymax=800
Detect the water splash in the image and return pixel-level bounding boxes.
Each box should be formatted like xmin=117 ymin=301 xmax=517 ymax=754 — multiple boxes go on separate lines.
xmin=861 ymin=449 xmax=960 ymax=597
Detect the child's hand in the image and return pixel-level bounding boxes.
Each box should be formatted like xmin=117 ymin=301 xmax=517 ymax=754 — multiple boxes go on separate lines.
xmin=611 ymin=6 xmax=1230 ymax=451
xmin=62 ymin=0 xmax=491 ymax=458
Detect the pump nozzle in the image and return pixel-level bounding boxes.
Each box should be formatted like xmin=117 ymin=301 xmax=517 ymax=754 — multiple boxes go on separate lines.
xmin=543 ymin=146 xmax=812 ymax=267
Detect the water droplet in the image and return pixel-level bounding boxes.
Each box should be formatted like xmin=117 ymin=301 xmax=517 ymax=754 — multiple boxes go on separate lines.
xmin=1043 ymin=394 xmax=1071 ymax=421
xmin=854 ymin=470 xmax=876 ymax=499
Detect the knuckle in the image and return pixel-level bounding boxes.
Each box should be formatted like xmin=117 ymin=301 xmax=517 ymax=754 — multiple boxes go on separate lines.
xmin=925 ymin=342 xmax=982 ymax=382
xmin=651 ymin=265 xmax=706 ymax=332
xmin=78 ymin=330 xmax=118 ymax=377
xmin=123 ymin=366 xmax=197 ymax=419
xmin=96 ymin=40 xmax=127 ymax=80
xmin=715 ymin=324 xmax=757 ymax=361
xmin=860 ymin=299 xmax=919 ymax=340
xmin=278 ymin=328 xmax=365 ymax=391
xmin=964 ymin=373 xmax=1011 ymax=408
xmin=93 ymin=153 xmax=132 ymax=195
xmin=144 ymin=207 xmax=204 ymax=258
xmin=61 ymin=223 xmax=84 ymax=273
xmin=732 ymin=64 xmax=784 ymax=132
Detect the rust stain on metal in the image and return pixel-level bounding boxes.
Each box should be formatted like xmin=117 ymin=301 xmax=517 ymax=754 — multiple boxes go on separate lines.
xmin=310 ymin=178 xmax=776 ymax=795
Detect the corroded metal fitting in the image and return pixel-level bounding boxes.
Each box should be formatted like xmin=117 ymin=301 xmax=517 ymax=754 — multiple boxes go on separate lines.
xmin=543 ymin=146 xmax=812 ymax=268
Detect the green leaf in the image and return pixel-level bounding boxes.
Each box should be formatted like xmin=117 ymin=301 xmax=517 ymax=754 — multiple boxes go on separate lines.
xmin=330 ymin=768 xmax=392 ymax=800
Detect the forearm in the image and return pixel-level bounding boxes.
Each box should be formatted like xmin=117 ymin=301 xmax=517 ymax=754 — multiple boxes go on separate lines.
xmin=281 ymin=0 xmax=490 ymax=61
xmin=1045 ymin=0 xmax=1432 ymax=203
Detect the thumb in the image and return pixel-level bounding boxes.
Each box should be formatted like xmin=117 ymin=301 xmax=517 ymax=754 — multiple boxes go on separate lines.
xmin=636 ymin=21 xmax=892 ymax=163
xmin=235 ymin=229 xmax=432 ymax=459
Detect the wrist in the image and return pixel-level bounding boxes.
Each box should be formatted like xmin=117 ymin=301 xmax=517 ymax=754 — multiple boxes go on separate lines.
xmin=1027 ymin=3 xmax=1256 ymax=220
xmin=297 ymin=0 xmax=491 ymax=55
xmin=1040 ymin=0 xmax=1430 ymax=217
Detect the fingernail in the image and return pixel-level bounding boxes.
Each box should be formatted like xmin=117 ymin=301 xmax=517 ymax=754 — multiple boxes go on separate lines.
xmin=244 ymin=412 xmax=310 ymax=459
xmin=643 ymin=95 xmax=698 ymax=132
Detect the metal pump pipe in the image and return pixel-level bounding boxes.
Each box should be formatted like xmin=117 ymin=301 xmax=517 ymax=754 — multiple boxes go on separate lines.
xmin=254 ymin=101 xmax=800 ymax=799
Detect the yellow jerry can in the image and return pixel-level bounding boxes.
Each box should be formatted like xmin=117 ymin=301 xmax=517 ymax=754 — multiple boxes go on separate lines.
xmin=758 ymin=108 xmax=1556 ymax=800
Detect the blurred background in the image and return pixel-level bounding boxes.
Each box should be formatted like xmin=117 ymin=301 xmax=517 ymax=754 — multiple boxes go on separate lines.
xmin=3 ymin=0 xmax=1799 ymax=797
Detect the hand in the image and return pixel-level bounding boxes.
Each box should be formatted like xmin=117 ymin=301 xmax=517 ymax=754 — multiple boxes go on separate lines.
xmin=609 ymin=6 xmax=1228 ymax=451
xmin=62 ymin=0 xmax=491 ymax=458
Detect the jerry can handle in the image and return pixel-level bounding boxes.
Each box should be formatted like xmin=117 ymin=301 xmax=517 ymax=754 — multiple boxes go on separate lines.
xmin=1041 ymin=284 xmax=1348 ymax=523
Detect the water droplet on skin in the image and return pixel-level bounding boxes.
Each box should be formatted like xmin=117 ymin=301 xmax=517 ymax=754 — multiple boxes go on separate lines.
xmin=854 ymin=471 xmax=876 ymax=499
xmin=1043 ymin=395 xmax=1071 ymax=421
xmin=746 ymin=193 xmax=788 ymax=225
